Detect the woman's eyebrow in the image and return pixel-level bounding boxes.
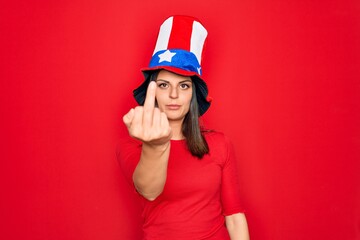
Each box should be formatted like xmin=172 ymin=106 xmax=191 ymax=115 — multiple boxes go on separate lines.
xmin=155 ymin=79 xmax=169 ymax=83
xmin=155 ymin=79 xmax=192 ymax=84
xmin=179 ymin=80 xmax=192 ymax=84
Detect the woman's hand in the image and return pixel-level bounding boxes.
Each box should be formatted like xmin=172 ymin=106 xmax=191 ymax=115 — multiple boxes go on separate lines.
xmin=123 ymin=81 xmax=172 ymax=147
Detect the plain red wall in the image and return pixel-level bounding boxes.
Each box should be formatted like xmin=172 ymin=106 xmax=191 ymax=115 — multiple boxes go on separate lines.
xmin=1 ymin=0 xmax=359 ymax=239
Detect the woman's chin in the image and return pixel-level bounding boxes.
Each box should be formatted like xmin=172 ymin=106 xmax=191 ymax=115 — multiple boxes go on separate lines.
xmin=164 ymin=112 xmax=186 ymax=122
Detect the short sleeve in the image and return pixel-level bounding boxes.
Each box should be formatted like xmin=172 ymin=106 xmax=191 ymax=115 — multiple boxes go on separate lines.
xmin=221 ymin=135 xmax=246 ymax=215
xmin=116 ymin=137 xmax=142 ymax=187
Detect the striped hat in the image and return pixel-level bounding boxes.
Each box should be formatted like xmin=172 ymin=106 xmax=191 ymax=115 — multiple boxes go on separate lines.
xmin=133 ymin=15 xmax=212 ymax=116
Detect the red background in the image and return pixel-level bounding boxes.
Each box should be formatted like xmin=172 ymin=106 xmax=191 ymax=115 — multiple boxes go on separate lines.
xmin=1 ymin=0 xmax=359 ymax=239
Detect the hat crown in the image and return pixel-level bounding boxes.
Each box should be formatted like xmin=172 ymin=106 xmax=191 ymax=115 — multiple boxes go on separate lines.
xmin=152 ymin=15 xmax=208 ymax=66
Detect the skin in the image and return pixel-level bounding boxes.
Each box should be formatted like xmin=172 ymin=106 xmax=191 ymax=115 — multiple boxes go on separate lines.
xmin=123 ymin=69 xmax=250 ymax=239
xmin=226 ymin=213 xmax=250 ymax=240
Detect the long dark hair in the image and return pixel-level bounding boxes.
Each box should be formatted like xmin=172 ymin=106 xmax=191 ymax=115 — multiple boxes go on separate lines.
xmin=149 ymin=71 xmax=209 ymax=158
xmin=182 ymin=82 xmax=209 ymax=158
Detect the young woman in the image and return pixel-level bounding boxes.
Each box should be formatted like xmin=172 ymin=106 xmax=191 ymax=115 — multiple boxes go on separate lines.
xmin=119 ymin=15 xmax=249 ymax=240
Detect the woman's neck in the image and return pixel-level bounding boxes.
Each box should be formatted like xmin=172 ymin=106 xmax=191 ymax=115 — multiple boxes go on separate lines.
xmin=169 ymin=120 xmax=184 ymax=140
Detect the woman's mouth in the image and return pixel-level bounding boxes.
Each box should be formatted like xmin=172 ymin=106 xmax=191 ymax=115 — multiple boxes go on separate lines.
xmin=166 ymin=104 xmax=181 ymax=110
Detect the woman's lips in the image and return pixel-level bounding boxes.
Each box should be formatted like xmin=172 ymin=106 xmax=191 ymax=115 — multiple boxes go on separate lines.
xmin=166 ymin=104 xmax=181 ymax=110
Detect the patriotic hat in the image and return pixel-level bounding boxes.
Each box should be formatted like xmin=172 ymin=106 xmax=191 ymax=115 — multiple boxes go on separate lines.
xmin=133 ymin=15 xmax=212 ymax=116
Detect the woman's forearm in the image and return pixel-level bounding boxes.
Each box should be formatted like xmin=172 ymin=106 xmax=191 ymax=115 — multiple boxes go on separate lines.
xmin=133 ymin=142 xmax=170 ymax=201
xmin=225 ymin=213 xmax=250 ymax=240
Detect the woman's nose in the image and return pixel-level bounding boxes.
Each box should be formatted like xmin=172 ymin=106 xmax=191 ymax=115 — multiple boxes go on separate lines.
xmin=169 ymin=86 xmax=178 ymax=98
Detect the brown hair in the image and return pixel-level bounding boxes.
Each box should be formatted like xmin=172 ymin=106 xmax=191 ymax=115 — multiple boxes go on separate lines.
xmin=182 ymin=82 xmax=209 ymax=158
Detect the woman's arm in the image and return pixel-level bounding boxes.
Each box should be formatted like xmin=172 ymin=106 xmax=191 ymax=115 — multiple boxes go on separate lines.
xmin=123 ymin=81 xmax=172 ymax=201
xmin=225 ymin=213 xmax=250 ymax=240
xmin=133 ymin=141 xmax=170 ymax=201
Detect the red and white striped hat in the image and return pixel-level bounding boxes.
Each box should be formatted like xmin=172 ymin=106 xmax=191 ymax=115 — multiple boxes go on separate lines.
xmin=133 ymin=15 xmax=212 ymax=116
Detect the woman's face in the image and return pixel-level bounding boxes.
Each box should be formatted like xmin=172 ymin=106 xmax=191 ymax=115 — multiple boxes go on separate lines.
xmin=155 ymin=70 xmax=193 ymax=122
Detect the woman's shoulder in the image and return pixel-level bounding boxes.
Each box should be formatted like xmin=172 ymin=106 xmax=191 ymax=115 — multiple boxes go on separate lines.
xmin=202 ymin=130 xmax=230 ymax=144
xmin=202 ymin=130 xmax=234 ymax=162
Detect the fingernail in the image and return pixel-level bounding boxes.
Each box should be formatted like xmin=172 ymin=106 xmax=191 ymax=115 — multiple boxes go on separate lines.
xmin=149 ymin=81 xmax=156 ymax=89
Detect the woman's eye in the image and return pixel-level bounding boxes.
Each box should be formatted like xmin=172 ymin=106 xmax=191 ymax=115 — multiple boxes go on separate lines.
xmin=180 ymin=84 xmax=190 ymax=89
xmin=158 ymin=83 xmax=168 ymax=88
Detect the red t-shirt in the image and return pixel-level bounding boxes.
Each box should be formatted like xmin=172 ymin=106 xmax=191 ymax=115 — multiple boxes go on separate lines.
xmin=118 ymin=131 xmax=245 ymax=240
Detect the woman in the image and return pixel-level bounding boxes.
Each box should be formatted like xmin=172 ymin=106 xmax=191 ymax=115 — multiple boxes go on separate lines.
xmin=119 ymin=15 xmax=249 ymax=240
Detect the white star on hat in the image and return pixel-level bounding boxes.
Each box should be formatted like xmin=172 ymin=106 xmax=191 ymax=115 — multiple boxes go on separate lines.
xmin=158 ymin=50 xmax=176 ymax=63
